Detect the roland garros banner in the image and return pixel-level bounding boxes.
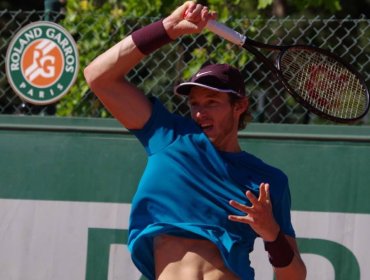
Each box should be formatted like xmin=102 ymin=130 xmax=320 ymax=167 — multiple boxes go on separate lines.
xmin=6 ymin=21 xmax=78 ymax=105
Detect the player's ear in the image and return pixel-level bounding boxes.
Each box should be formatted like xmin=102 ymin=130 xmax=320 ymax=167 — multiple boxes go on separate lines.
xmin=234 ymin=96 xmax=249 ymax=114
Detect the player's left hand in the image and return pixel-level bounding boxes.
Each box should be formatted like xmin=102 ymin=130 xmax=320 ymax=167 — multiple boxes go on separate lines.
xmin=228 ymin=182 xmax=280 ymax=241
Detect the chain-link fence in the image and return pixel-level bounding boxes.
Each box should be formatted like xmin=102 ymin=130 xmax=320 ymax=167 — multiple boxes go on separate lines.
xmin=1 ymin=10 xmax=369 ymax=124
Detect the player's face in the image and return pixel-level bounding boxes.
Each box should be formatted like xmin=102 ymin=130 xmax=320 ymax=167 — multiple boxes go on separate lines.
xmin=188 ymin=87 xmax=243 ymax=151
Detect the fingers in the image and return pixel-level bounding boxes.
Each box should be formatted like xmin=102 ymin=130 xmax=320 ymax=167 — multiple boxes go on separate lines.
xmin=228 ymin=213 xmax=254 ymax=224
xmin=167 ymin=1 xmax=217 ymax=38
xmin=259 ymin=183 xmax=271 ymax=204
xmin=228 ymin=199 xmax=254 ymax=225
xmin=229 ymin=199 xmax=253 ymax=214
xmin=171 ymin=1 xmax=196 ymax=21
xmin=246 ymin=190 xmax=258 ymax=205
xmin=184 ymin=2 xmax=217 ymax=22
xmin=183 ymin=1 xmax=197 ymax=16
xmin=228 ymin=183 xmax=272 ymax=224
xmin=188 ymin=2 xmax=203 ymax=17
xmin=202 ymin=7 xmax=217 ymax=21
xmin=201 ymin=6 xmax=209 ymax=21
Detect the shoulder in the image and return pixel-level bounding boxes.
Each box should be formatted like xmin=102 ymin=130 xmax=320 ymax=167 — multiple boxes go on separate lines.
xmin=136 ymin=96 xmax=191 ymax=132
xmin=244 ymin=151 xmax=287 ymax=176
xmin=241 ymin=151 xmax=289 ymax=189
xmin=131 ymin=97 xmax=201 ymax=153
xmin=149 ymin=97 xmax=193 ymax=125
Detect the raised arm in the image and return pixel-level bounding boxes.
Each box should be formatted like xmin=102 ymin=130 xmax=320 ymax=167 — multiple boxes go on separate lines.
xmin=83 ymin=1 xmax=216 ymax=129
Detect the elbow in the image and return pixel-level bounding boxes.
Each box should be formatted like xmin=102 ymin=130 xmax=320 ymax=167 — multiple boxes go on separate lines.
xmin=83 ymin=64 xmax=107 ymax=95
xmin=83 ymin=64 xmax=97 ymax=89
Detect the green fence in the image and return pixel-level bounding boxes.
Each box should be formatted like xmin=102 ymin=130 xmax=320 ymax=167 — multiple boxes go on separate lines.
xmin=1 ymin=10 xmax=369 ymax=124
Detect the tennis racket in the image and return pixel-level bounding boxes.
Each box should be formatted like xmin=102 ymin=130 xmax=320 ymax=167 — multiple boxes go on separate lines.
xmin=206 ymin=20 xmax=370 ymax=123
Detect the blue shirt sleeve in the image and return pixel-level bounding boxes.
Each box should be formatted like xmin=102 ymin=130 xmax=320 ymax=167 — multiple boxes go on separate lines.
xmin=129 ymin=98 xmax=177 ymax=155
xmin=272 ymin=174 xmax=296 ymax=238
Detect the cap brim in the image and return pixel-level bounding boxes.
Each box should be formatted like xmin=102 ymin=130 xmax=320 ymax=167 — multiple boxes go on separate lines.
xmin=174 ymin=82 xmax=240 ymax=96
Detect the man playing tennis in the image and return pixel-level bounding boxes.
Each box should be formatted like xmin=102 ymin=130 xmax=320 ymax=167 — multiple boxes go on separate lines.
xmin=84 ymin=1 xmax=306 ymax=279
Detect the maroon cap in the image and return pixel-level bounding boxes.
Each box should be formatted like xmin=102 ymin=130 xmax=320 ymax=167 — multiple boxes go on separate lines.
xmin=174 ymin=64 xmax=246 ymax=97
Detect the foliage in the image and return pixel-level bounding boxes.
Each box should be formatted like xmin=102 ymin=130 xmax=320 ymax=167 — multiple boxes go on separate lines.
xmin=57 ymin=0 xmax=344 ymax=117
xmin=258 ymin=0 xmax=341 ymax=12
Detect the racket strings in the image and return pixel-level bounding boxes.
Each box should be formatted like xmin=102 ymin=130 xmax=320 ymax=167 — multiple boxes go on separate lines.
xmin=279 ymin=48 xmax=368 ymax=119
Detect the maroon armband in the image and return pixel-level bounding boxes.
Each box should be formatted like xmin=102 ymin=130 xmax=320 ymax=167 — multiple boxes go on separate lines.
xmin=264 ymin=230 xmax=294 ymax=268
xmin=131 ymin=19 xmax=173 ymax=55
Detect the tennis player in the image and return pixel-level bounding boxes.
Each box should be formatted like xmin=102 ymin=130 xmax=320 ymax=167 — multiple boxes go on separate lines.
xmin=84 ymin=1 xmax=306 ymax=279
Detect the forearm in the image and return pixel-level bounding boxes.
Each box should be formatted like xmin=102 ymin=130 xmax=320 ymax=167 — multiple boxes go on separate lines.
xmin=84 ymin=35 xmax=144 ymax=88
xmin=272 ymin=236 xmax=307 ymax=280
xmin=84 ymin=16 xmax=178 ymax=88
xmin=274 ymin=254 xmax=307 ymax=280
xmin=83 ymin=18 xmax=177 ymax=129
xmin=83 ymin=32 xmax=152 ymax=130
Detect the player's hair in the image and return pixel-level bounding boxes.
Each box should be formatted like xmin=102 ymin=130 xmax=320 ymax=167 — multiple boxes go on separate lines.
xmin=228 ymin=94 xmax=252 ymax=130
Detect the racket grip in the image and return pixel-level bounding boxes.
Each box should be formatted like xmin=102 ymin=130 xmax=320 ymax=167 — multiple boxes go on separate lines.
xmin=206 ymin=20 xmax=246 ymax=46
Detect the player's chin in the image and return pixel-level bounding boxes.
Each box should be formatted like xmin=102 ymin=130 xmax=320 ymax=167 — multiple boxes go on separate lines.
xmin=202 ymin=127 xmax=215 ymax=138
xmin=204 ymin=131 xmax=218 ymax=144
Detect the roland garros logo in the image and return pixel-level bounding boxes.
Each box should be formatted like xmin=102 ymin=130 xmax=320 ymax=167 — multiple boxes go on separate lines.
xmin=6 ymin=21 xmax=78 ymax=105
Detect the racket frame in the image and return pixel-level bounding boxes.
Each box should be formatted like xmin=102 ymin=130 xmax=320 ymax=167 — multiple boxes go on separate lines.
xmin=206 ymin=20 xmax=370 ymax=123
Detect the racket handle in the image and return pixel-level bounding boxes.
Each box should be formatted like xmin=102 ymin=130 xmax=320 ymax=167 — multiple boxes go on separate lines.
xmin=206 ymin=20 xmax=246 ymax=46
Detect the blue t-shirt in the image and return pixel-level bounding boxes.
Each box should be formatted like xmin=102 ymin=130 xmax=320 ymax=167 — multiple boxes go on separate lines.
xmin=128 ymin=98 xmax=295 ymax=280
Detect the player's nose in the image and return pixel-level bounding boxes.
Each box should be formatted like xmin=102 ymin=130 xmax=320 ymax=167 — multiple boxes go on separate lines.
xmin=193 ymin=106 xmax=208 ymax=119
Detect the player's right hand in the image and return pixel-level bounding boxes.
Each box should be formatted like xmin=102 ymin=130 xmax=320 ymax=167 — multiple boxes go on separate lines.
xmin=163 ymin=1 xmax=217 ymax=39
